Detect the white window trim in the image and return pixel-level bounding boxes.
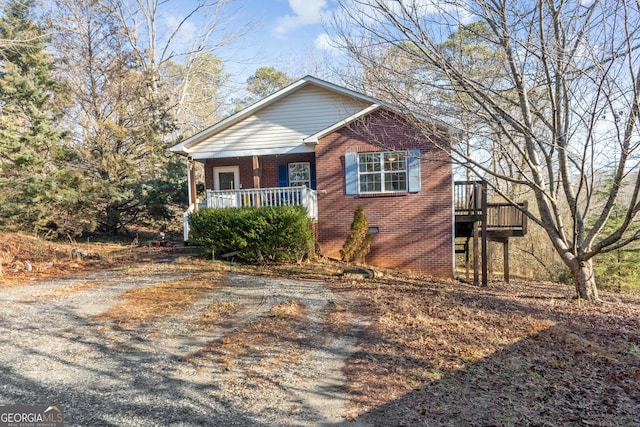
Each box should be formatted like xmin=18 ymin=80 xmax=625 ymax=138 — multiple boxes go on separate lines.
xmin=357 ymin=151 xmax=408 ymax=194
xmin=213 ymin=166 xmax=240 ymax=190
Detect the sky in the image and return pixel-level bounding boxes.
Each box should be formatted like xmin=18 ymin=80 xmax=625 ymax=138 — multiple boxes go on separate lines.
xmin=214 ymin=0 xmax=342 ymax=85
xmin=167 ymin=0 xmax=473 ymax=88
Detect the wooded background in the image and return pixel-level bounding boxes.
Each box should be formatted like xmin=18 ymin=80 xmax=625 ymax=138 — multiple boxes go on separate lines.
xmin=1 ymin=0 xmax=639 ymax=296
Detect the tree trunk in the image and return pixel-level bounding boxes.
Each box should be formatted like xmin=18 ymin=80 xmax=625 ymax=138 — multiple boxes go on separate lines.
xmin=571 ymin=258 xmax=600 ymax=301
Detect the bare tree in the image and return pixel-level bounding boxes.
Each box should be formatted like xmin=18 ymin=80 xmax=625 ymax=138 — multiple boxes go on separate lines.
xmin=163 ymin=52 xmax=229 ymax=134
xmin=50 ymin=0 xmax=173 ymax=233
xmin=109 ymin=0 xmax=251 ymax=134
xmin=333 ymin=0 xmax=640 ymax=301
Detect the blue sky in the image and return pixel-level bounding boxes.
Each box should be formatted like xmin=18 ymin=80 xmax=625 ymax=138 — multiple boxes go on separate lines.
xmin=216 ymin=0 xmax=341 ymax=84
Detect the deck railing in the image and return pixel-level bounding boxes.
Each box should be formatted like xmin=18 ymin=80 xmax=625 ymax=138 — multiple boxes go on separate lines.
xmin=183 ymin=203 xmax=195 ymax=242
xmin=454 ymin=181 xmax=527 ymax=231
xmin=205 ymin=186 xmax=318 ymax=219
xmin=486 ymin=202 xmax=528 ymax=232
xmin=454 ymin=181 xmax=484 ymax=216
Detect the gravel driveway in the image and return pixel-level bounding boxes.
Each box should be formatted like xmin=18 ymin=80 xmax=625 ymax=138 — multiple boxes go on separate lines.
xmin=0 ymin=267 xmax=369 ymax=426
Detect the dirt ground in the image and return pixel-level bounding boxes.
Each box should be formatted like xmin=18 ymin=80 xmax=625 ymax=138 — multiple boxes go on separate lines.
xmin=1 ymin=241 xmax=639 ymax=426
xmin=256 ymin=263 xmax=640 ymax=426
xmin=1 ymin=260 xmax=370 ymax=426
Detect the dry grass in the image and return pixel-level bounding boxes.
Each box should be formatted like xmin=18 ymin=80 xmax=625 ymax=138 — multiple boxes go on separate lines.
xmin=3 ymin=232 xmax=638 ymax=425
xmin=235 ymin=261 xmax=639 ymax=424
xmin=0 ymin=232 xmax=140 ymax=287
xmin=270 ymin=299 xmax=306 ymax=319
xmin=23 ymin=281 xmax=98 ymax=301
xmin=321 ymin=300 xmax=351 ymax=338
xmin=94 ymin=268 xmax=227 ymax=328
xmin=236 ymin=260 xmax=345 ymax=281
xmin=184 ymin=299 xmax=309 ymax=369
xmin=190 ymin=299 xmax=240 ymax=328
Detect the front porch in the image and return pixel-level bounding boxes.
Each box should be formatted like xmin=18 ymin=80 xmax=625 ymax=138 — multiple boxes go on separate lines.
xmin=183 ymin=186 xmax=318 ymax=241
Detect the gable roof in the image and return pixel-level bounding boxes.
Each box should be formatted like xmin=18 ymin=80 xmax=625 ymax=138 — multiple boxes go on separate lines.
xmin=302 ymin=103 xmax=382 ymax=144
xmin=169 ymin=75 xmax=453 ymax=159
xmin=169 ymin=76 xmax=385 ymax=157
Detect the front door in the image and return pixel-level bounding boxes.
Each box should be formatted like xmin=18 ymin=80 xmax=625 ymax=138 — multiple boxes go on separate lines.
xmin=214 ymin=166 xmax=240 ymax=190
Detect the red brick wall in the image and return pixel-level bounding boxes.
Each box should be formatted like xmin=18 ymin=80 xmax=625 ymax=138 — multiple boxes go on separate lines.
xmin=315 ymin=109 xmax=453 ymax=278
xmin=260 ymin=153 xmax=315 ymax=188
xmin=204 ymin=157 xmax=252 ymax=190
xmin=200 ymin=110 xmax=453 ymax=278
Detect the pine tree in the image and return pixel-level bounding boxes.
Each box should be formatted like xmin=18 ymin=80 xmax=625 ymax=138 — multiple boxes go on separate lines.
xmin=0 ymin=0 xmax=81 ymax=235
xmin=51 ymin=0 xmax=176 ymax=234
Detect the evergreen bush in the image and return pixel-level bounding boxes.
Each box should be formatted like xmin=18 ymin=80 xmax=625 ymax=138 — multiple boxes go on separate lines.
xmin=594 ymin=247 xmax=640 ymax=293
xmin=188 ymin=205 xmax=314 ymax=263
xmin=341 ymin=205 xmax=371 ymax=264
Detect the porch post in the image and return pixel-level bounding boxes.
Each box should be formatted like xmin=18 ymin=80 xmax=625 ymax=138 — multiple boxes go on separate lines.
xmin=253 ymin=155 xmax=261 ymax=188
xmin=488 ymin=241 xmax=494 ymax=280
xmin=252 ymin=155 xmax=261 ymax=207
xmin=465 ymin=241 xmax=470 ymax=282
xmin=473 ymin=221 xmax=479 ymax=285
xmin=188 ymin=157 xmax=197 ymax=212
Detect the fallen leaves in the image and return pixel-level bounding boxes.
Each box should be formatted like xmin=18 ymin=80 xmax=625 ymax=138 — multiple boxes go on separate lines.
xmin=321 ymin=275 xmax=640 ymax=426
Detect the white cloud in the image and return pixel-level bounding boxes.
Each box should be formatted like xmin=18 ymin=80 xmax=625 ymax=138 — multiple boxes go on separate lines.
xmin=273 ymin=0 xmax=329 ymax=35
xmin=314 ymin=33 xmax=336 ymax=51
xmin=162 ymin=13 xmax=198 ymax=51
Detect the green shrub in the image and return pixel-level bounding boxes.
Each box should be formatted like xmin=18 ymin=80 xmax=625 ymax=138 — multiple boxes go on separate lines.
xmin=188 ymin=205 xmax=314 ymax=263
xmin=341 ymin=205 xmax=371 ymax=264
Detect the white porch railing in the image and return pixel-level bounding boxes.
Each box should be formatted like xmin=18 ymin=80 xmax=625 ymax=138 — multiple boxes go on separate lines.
xmin=183 ymin=203 xmax=195 ymax=242
xmin=205 ymin=186 xmax=318 ymax=219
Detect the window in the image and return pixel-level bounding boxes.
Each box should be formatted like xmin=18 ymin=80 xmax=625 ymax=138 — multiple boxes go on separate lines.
xmin=288 ymin=162 xmax=311 ymax=187
xmin=213 ymin=166 xmax=239 ymax=190
xmin=358 ymin=151 xmax=407 ymax=193
xmin=345 ymin=149 xmax=420 ymax=195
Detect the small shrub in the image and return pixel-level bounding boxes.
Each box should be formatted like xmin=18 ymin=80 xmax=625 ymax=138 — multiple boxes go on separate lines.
xmin=188 ymin=205 xmax=314 ymax=263
xmin=341 ymin=205 xmax=371 ymax=264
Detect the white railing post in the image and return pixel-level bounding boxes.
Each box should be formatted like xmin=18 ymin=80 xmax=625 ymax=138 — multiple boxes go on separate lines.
xmin=183 ymin=203 xmax=195 ymax=242
xmin=203 ymin=187 xmax=317 ymax=219
xmin=183 ymin=211 xmax=189 ymax=242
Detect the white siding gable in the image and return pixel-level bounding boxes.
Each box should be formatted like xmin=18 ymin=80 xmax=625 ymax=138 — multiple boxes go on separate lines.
xmin=187 ymin=84 xmax=371 ymax=158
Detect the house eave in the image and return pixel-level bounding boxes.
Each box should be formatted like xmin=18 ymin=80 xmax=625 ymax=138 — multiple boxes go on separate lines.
xmin=169 ymin=145 xmax=191 ymax=157
xmin=188 ymin=144 xmax=315 ymax=160
xmin=303 ymin=103 xmax=382 ymax=143
xmin=169 ymin=74 xmax=458 ymax=155
xmin=169 ymin=79 xmax=310 ymax=153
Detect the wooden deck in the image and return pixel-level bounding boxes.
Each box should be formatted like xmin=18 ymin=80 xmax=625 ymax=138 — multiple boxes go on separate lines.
xmin=455 ymin=203 xmax=528 ymax=239
xmin=453 ymin=181 xmax=528 ymax=285
xmin=454 ymin=181 xmax=527 ymax=238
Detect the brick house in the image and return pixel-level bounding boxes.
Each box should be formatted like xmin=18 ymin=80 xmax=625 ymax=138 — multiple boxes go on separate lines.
xmin=170 ymin=76 xmax=455 ymax=278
